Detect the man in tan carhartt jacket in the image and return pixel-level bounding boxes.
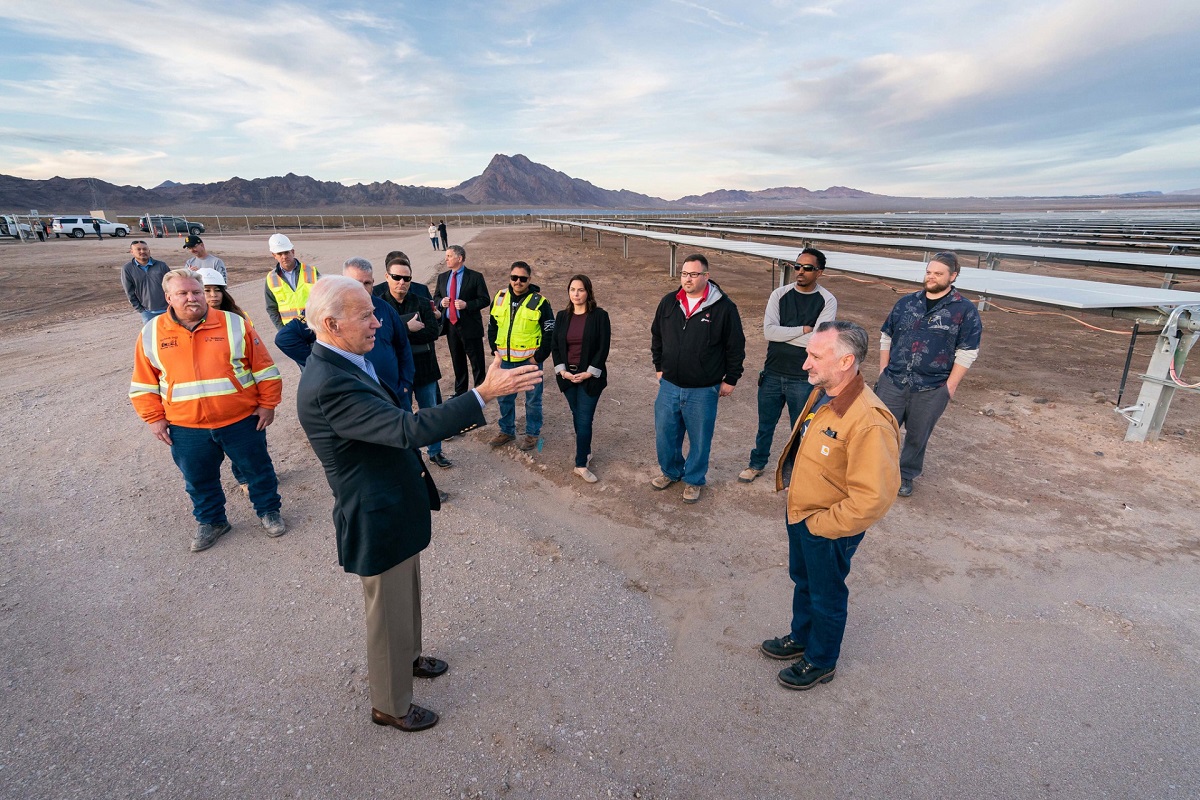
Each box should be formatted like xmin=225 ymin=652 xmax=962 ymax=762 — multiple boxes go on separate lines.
xmin=761 ymin=320 xmax=900 ymax=691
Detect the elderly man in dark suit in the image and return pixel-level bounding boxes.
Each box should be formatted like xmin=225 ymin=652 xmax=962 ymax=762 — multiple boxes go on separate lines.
xmin=434 ymin=245 xmax=491 ymax=397
xmin=297 ymin=276 xmax=541 ymax=732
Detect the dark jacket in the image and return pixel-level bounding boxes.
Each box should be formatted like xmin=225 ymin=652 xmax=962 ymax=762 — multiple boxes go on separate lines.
xmin=433 ymin=266 xmax=490 ymax=338
xmin=650 ymin=280 xmax=746 ymax=388
xmin=551 ymin=307 xmax=611 ymax=397
xmin=271 ymin=297 xmax=414 ymax=398
xmin=296 ymin=344 xmax=485 ymax=577
xmin=120 ymin=258 xmax=170 ymax=313
xmin=375 ymin=284 xmax=441 ymax=387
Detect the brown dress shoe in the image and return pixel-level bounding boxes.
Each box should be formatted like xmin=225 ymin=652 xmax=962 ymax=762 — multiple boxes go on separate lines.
xmin=371 ymin=704 xmax=439 ymax=732
xmin=413 ymin=655 xmax=449 ymax=678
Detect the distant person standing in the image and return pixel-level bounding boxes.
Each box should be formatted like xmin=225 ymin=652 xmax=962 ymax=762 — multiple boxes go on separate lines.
xmin=438 ymin=220 xmax=448 ymax=250
xmin=551 ymin=274 xmax=611 ymax=483
xmin=487 ymin=261 xmax=554 ymax=451
xmin=121 ymin=240 xmax=171 ymax=322
xmin=434 ymin=245 xmax=490 ymax=397
xmin=92 ymin=218 xmax=102 ymax=240
xmin=739 ymin=248 xmax=837 ymax=483
xmin=427 ymin=223 xmax=440 ymax=251
xmin=264 ymin=233 xmax=320 ymax=331
xmin=650 ymin=253 xmax=746 ymax=503
xmin=876 ymin=252 xmax=982 ymax=498
xmin=183 ymin=235 xmax=228 ymax=281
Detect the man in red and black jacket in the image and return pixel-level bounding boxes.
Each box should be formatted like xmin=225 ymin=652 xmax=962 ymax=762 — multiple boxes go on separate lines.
xmin=650 ymin=253 xmax=746 ymax=504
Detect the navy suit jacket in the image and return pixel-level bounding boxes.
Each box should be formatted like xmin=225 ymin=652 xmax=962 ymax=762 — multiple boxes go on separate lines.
xmin=297 ymin=344 xmax=484 ymax=576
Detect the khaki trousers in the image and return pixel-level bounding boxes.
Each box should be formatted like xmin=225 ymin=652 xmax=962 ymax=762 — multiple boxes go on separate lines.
xmin=360 ymin=554 xmax=422 ymax=717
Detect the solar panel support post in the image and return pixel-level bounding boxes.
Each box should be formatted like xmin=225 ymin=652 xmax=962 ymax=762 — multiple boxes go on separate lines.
xmin=978 ymin=254 xmax=1000 ymax=312
xmin=1121 ymin=305 xmax=1200 ymax=442
xmin=1161 ymin=272 xmax=1177 ymax=290
xmin=669 ymin=243 xmax=677 ymax=278
xmin=596 ymin=230 xmax=601 ymax=247
xmin=623 ymin=236 xmax=628 ymax=258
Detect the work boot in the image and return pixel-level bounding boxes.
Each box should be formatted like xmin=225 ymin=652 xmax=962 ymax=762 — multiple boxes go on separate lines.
xmin=489 ymin=432 xmax=514 ymax=448
xmin=738 ymin=467 xmax=763 ymax=483
xmin=191 ymin=522 xmax=231 ymax=553
xmin=260 ymin=512 xmax=287 ymax=537
xmin=898 ymin=478 xmax=914 ymax=497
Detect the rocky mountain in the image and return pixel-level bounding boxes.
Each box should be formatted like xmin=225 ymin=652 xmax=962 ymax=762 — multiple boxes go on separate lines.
xmin=675 ymin=185 xmax=882 ymax=206
xmin=445 ymin=154 xmax=673 ymax=208
xmin=0 ymin=175 xmax=157 ymax=211
xmin=153 ymin=173 xmax=468 ymax=208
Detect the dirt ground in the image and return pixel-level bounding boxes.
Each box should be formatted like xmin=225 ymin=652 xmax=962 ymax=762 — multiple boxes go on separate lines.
xmin=1 ymin=225 xmax=1198 ymax=800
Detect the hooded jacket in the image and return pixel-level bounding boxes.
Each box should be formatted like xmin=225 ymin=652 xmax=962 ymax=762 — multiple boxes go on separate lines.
xmin=650 ymin=279 xmax=745 ymax=388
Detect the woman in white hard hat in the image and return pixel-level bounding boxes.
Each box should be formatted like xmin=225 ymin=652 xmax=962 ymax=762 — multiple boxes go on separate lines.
xmin=196 ymin=267 xmax=249 ymax=320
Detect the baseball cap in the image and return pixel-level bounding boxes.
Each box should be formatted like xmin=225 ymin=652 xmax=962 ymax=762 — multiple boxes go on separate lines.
xmin=183 ymin=234 xmax=203 ymax=249
xmin=269 ymin=233 xmax=294 ymax=253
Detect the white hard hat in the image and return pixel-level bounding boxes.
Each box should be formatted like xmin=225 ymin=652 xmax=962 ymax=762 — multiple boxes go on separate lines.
xmin=196 ymin=267 xmax=226 ymax=287
xmin=269 ymin=233 xmax=294 ymax=253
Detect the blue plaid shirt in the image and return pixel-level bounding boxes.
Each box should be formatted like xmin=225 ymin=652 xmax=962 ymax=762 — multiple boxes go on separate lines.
xmin=881 ymin=288 xmax=982 ymax=391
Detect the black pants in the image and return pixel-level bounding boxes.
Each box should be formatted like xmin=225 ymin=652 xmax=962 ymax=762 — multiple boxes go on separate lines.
xmin=447 ymin=326 xmax=486 ymax=396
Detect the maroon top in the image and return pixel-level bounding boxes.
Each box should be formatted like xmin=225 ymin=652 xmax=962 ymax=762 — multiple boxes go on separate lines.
xmin=566 ymin=311 xmax=588 ymax=365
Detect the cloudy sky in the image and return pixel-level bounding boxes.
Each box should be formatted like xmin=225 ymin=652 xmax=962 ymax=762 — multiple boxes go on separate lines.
xmin=1 ymin=0 xmax=1198 ymax=198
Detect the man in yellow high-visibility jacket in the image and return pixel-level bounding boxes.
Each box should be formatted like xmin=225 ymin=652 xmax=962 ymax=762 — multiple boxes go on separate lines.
xmin=487 ymin=260 xmax=554 ymax=451
xmin=264 ymin=233 xmax=319 ymax=330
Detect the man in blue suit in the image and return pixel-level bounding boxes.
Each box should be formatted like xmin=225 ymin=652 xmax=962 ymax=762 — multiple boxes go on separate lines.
xmin=297 ymin=276 xmax=540 ymax=732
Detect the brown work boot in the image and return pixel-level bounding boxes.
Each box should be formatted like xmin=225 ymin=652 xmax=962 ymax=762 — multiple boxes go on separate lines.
xmin=489 ymin=432 xmax=514 ymax=448
xmin=518 ymin=434 xmax=538 ymax=451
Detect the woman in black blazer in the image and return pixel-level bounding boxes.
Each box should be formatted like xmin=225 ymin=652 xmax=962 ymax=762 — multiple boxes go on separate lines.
xmin=551 ymin=274 xmax=611 ymax=483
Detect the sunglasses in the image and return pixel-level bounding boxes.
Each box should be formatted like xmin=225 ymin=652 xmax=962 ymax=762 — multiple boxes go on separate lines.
xmin=510 ymin=274 xmax=530 ymax=282
xmin=388 ymin=274 xmax=412 ymax=282
xmin=796 ymin=264 xmax=821 ymax=273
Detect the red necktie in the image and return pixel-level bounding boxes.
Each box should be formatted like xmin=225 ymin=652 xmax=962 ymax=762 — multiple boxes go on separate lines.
xmin=449 ymin=272 xmax=459 ymax=325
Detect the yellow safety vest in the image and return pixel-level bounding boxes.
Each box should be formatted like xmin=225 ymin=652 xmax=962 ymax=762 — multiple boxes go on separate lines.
xmin=267 ymin=262 xmax=319 ymax=324
xmin=490 ymin=289 xmax=546 ymax=361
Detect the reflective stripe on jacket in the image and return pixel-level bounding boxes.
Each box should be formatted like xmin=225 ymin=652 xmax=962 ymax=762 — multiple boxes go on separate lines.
xmin=490 ymin=289 xmax=547 ymax=361
xmin=130 ymin=310 xmax=282 ymax=428
xmin=267 ymin=263 xmax=318 ymax=324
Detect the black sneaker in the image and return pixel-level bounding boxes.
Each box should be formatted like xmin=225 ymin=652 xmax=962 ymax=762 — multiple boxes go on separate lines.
xmin=761 ymin=633 xmax=806 ymax=660
xmin=898 ymin=478 xmax=913 ymax=497
xmin=777 ymin=656 xmax=836 ymax=690
xmin=191 ymin=522 xmax=231 ymax=552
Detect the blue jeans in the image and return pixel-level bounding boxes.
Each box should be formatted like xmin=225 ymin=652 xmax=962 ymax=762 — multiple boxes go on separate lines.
xmin=497 ymin=358 xmax=543 ymax=436
xmin=170 ymin=415 xmax=281 ymax=525
xmin=788 ymin=518 xmax=864 ymax=668
xmin=139 ymin=309 xmax=165 ymax=323
xmin=412 ymin=381 xmax=442 ymax=456
xmin=561 ymin=382 xmax=600 ymax=468
xmin=749 ymin=370 xmax=813 ymax=470
xmin=654 ymin=379 xmax=719 ymax=486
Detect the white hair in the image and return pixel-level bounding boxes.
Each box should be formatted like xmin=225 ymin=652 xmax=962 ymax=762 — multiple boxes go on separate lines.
xmin=306 ymin=275 xmax=366 ymax=335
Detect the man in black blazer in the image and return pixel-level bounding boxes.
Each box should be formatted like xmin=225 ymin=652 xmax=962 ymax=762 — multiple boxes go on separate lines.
xmin=434 ymin=245 xmax=491 ymax=397
xmin=297 ymin=276 xmax=541 ymax=732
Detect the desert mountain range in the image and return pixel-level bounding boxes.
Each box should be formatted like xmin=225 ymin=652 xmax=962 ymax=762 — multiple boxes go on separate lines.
xmin=0 ymin=153 xmax=1184 ymax=213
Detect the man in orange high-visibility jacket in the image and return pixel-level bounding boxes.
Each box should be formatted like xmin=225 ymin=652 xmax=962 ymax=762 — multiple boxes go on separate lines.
xmin=131 ymin=269 xmax=287 ymax=553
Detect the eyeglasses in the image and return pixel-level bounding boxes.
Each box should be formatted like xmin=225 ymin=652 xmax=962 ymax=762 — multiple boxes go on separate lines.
xmin=680 ymin=271 xmax=707 ymax=279
xmin=388 ymin=274 xmax=412 ymax=282
xmin=796 ymin=264 xmax=821 ymax=273
xmin=510 ymin=275 xmax=530 ymax=282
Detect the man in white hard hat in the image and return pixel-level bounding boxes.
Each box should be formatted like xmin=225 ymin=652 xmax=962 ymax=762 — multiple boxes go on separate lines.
xmin=264 ymin=233 xmax=320 ymax=331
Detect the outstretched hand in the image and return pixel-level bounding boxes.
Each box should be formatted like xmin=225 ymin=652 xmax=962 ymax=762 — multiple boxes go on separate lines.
xmin=476 ymin=353 xmax=542 ymax=403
